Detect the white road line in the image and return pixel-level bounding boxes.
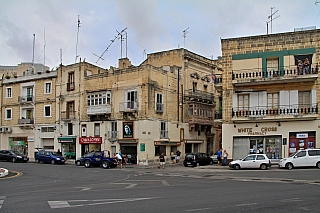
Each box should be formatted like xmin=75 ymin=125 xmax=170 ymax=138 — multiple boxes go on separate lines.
xmin=161 ymin=180 xmax=169 ymax=186
xmin=0 ymin=196 xmax=6 ymax=209
xmin=126 ymin=184 xmax=137 ymax=188
xmin=186 ymin=207 xmax=211 ymax=212
xmin=48 ymin=201 xmax=71 ymax=208
xmin=236 ymin=203 xmax=259 ymax=207
xmin=75 ymin=187 xmax=92 ymax=191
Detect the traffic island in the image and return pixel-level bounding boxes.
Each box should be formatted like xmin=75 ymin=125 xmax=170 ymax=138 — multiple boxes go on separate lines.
xmin=0 ymin=168 xmax=9 ymax=178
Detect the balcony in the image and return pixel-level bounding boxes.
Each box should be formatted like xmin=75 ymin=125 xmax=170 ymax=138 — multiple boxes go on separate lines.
xmin=214 ymin=74 xmax=223 ymax=90
xmin=107 ymin=131 xmax=118 ymax=142
xmin=156 ymin=103 xmax=164 ymax=113
xmin=214 ymin=112 xmax=223 ymax=120
xmin=160 ymin=130 xmax=168 ymax=139
xmin=119 ymin=101 xmax=138 ymax=112
xmin=61 ymin=111 xmax=76 ymax=120
xmin=187 ymin=103 xmax=214 ymax=125
xmin=232 ymin=104 xmax=318 ymax=121
xmin=18 ymin=118 xmax=34 ymax=125
xmin=18 ymin=96 xmax=34 ymax=104
xmin=67 ymin=82 xmax=75 ymax=91
xmin=87 ymin=105 xmax=111 ymax=115
xmin=184 ymin=89 xmax=215 ymax=104
xmin=232 ymin=66 xmax=318 ymax=86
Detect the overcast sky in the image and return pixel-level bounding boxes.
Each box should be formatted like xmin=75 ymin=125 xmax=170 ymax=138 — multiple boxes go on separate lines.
xmin=1 ymin=0 xmax=320 ymax=69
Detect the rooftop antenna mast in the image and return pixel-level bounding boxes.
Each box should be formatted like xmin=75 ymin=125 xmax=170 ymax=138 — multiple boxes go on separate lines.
xmin=75 ymin=15 xmax=81 ymax=63
xmin=43 ymin=29 xmax=46 ymax=72
xmin=117 ymin=28 xmax=128 ymax=58
xmin=94 ymin=27 xmax=127 ymax=64
xmin=29 ymin=33 xmax=35 ymax=73
xmin=267 ymin=7 xmax=280 ymax=34
xmin=183 ymin=27 xmax=189 ymax=48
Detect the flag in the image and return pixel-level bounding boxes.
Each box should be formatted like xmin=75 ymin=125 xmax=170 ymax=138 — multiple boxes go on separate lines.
xmin=210 ymin=75 xmax=215 ymax=84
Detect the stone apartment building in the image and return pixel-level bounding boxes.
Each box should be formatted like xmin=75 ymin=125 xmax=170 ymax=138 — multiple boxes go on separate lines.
xmin=0 ymin=63 xmax=58 ymax=158
xmin=220 ymin=28 xmax=320 ymax=163
xmin=61 ymin=49 xmax=220 ymax=164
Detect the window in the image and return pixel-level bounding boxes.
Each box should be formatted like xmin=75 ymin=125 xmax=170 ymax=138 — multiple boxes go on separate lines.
xmin=296 ymin=151 xmax=306 ymax=158
xmin=44 ymin=82 xmax=52 ymax=94
xmin=126 ymin=90 xmax=138 ymax=109
xmin=27 ymin=87 xmax=33 ymax=101
xmin=204 ymin=85 xmax=208 ymax=92
xmin=298 ymin=91 xmax=310 ymax=107
xmin=67 ymin=72 xmax=75 ymax=91
xmin=68 ymin=123 xmax=73 ymax=135
xmin=267 ymin=93 xmax=278 ymax=108
xmin=44 ymin=105 xmax=51 ymax=117
xmin=192 ymin=82 xmax=197 ymax=92
xmin=26 ymin=109 xmax=33 ymax=119
xmin=156 ymin=93 xmax=163 ymax=112
xmin=238 ymin=94 xmax=249 ymax=110
xmin=110 ymin=121 xmax=118 ymax=139
xmin=41 ymin=127 xmax=55 ymax=132
xmin=256 ymin=155 xmax=266 ymax=160
xmin=243 ymin=155 xmax=255 ymax=161
xmin=87 ymin=91 xmax=111 ymax=106
xmin=5 ymin=108 xmax=12 ymax=120
xmin=94 ymin=123 xmax=100 ymax=136
xmin=160 ymin=122 xmax=168 ymax=139
xmin=267 ymin=58 xmax=279 ymax=72
xmin=308 ymin=150 xmax=320 ymax=156
xmin=6 ymin=87 xmax=12 ymax=98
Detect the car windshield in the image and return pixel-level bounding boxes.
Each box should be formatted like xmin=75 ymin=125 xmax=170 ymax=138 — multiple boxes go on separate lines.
xmin=52 ymin=152 xmax=62 ymax=156
xmin=289 ymin=151 xmax=298 ymax=157
xmin=185 ymin=154 xmax=195 ymax=158
xmin=12 ymin=150 xmax=23 ymax=155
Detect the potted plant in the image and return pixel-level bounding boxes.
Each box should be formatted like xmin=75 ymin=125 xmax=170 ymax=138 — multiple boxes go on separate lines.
xmin=5 ymin=74 xmax=10 ymax=79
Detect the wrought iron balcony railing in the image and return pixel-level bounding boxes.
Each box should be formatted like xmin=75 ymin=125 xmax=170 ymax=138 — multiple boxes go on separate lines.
xmin=107 ymin=131 xmax=118 ymax=141
xmin=61 ymin=111 xmax=76 ymax=120
xmin=18 ymin=118 xmax=34 ymax=125
xmin=156 ymin=103 xmax=164 ymax=113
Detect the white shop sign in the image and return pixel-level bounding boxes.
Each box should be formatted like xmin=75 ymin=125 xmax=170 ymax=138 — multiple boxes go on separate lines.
xmin=296 ymin=133 xmax=308 ymax=138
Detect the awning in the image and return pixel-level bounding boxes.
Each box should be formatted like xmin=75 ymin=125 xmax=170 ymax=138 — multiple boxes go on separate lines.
xmin=57 ymin=136 xmax=76 ymax=143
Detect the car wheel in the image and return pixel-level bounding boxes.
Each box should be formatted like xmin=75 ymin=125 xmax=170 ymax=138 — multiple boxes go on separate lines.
xmin=260 ymin=164 xmax=267 ymax=170
xmin=209 ymin=160 xmax=213 ymax=165
xmin=184 ymin=164 xmax=188 ymax=167
xmin=36 ymin=159 xmax=40 ymax=163
xmin=51 ymin=159 xmax=55 ymax=165
xmin=234 ymin=164 xmax=240 ymax=170
xmin=12 ymin=158 xmax=16 ymax=163
xmin=285 ymin=163 xmax=293 ymax=170
xmin=316 ymin=162 xmax=320 ymax=169
xmin=76 ymin=161 xmax=81 ymax=166
xmin=194 ymin=162 xmax=200 ymax=167
xmin=84 ymin=160 xmax=91 ymax=168
xmin=102 ymin=161 xmax=110 ymax=169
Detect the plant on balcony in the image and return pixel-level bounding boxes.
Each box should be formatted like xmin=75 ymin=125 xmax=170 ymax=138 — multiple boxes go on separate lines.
xmin=4 ymin=74 xmax=10 ymax=79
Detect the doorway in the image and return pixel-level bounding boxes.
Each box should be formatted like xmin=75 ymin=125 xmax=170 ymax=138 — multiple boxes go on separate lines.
xmin=249 ymin=139 xmax=264 ymax=154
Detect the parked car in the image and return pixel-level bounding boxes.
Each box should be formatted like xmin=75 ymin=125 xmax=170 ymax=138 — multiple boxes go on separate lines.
xmin=0 ymin=150 xmax=29 ymax=163
xmin=279 ymin=149 xmax=320 ymax=170
xmin=229 ymin=154 xmax=271 ymax=170
xmin=83 ymin=151 xmax=118 ymax=169
xmin=210 ymin=152 xmax=218 ymax=164
xmin=75 ymin=153 xmax=93 ymax=166
xmin=183 ymin=153 xmax=213 ymax=167
xmin=35 ymin=150 xmax=66 ymax=164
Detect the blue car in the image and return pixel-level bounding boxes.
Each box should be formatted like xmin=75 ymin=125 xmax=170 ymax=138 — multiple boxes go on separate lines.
xmin=35 ymin=150 xmax=66 ymax=165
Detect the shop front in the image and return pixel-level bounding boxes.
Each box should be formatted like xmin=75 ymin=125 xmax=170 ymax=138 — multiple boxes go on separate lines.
xmin=119 ymin=139 xmax=138 ymax=164
xmin=10 ymin=140 xmax=28 ymax=155
xmin=79 ymin=136 xmax=102 ymax=155
xmin=184 ymin=140 xmax=204 ymax=153
xmin=57 ymin=136 xmax=76 ymax=159
xmin=288 ymin=131 xmax=316 ymax=155
xmin=154 ymin=141 xmax=181 ymax=157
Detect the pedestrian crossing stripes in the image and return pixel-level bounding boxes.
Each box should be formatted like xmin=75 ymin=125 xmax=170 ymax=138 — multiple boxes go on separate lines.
xmin=0 ymin=196 xmax=6 ymax=209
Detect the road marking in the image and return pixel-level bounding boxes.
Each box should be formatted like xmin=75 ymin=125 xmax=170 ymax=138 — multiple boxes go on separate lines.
xmin=280 ymin=198 xmax=303 ymax=202
xmin=75 ymin=187 xmax=92 ymax=191
xmin=161 ymin=180 xmax=169 ymax=186
xmin=186 ymin=207 xmax=211 ymax=212
xmin=236 ymin=203 xmax=259 ymax=207
xmin=48 ymin=197 xmax=157 ymax=209
xmin=111 ymin=183 xmax=137 ymax=188
xmin=0 ymin=196 xmax=6 ymax=209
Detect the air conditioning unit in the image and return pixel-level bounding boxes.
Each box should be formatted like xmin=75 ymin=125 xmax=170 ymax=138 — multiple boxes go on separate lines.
xmin=81 ymin=127 xmax=87 ymax=137
xmin=5 ymin=127 xmax=12 ymax=133
xmin=0 ymin=127 xmax=4 ymax=133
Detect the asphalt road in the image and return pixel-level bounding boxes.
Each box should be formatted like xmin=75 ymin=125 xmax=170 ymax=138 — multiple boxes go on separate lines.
xmin=0 ymin=161 xmax=319 ymax=213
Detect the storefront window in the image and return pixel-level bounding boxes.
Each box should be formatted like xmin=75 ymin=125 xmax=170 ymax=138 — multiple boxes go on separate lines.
xmin=155 ymin=145 xmax=166 ymax=156
xmin=265 ymin=137 xmax=281 ymax=159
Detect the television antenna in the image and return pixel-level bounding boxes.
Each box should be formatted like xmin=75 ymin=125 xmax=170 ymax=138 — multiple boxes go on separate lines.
xmin=183 ymin=27 xmax=189 ymax=48
xmin=75 ymin=15 xmax=81 ymax=63
xmin=94 ymin=27 xmax=127 ymax=64
xmin=266 ymin=7 xmax=280 ymax=34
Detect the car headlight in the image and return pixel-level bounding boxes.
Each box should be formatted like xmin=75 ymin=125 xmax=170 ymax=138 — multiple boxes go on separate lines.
xmin=56 ymin=158 xmax=60 ymax=160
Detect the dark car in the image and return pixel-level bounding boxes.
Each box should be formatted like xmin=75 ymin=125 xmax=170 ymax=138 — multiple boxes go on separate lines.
xmin=35 ymin=150 xmax=66 ymax=164
xmin=0 ymin=150 xmax=29 ymax=163
xmin=183 ymin=153 xmax=213 ymax=167
xmin=83 ymin=151 xmax=118 ymax=169
xmin=75 ymin=153 xmax=93 ymax=166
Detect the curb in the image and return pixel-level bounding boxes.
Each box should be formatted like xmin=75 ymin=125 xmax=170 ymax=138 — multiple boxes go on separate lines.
xmin=0 ymin=168 xmax=9 ymax=178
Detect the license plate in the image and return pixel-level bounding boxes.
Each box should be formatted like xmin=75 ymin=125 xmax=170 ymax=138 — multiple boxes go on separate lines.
xmin=187 ymin=162 xmax=191 ymax=164
xmin=24 ymin=158 xmax=27 ymax=160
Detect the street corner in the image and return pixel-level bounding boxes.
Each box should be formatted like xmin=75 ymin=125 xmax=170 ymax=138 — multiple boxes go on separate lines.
xmin=0 ymin=169 xmax=22 ymax=179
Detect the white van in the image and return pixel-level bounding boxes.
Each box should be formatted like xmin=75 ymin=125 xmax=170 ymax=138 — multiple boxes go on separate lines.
xmin=279 ymin=149 xmax=320 ymax=170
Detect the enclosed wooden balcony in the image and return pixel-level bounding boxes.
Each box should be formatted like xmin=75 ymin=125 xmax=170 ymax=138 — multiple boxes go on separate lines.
xmin=184 ymin=89 xmax=215 ymax=104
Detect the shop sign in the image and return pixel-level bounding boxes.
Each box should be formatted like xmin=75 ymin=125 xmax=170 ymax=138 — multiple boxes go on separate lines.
xmin=79 ymin=137 xmax=102 ymax=144
xmin=154 ymin=141 xmax=181 ymax=145
xmin=237 ymin=127 xmax=277 ymax=135
xmin=123 ymin=122 xmax=133 ymax=138
xmin=296 ymin=133 xmax=308 ymax=138
xmin=140 ymin=143 xmax=145 ymax=152
xmin=10 ymin=141 xmax=25 ymax=146
xmin=27 ymin=137 xmax=34 ymax=142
